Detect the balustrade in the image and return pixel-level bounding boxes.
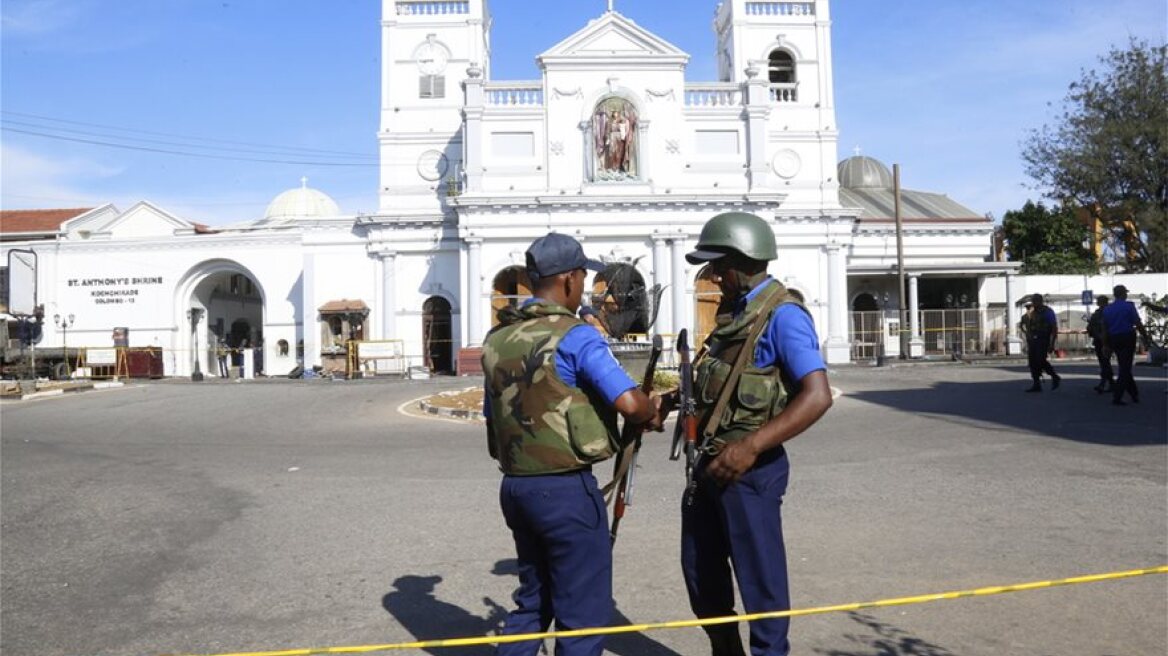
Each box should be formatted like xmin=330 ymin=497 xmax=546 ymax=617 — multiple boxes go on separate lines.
xmin=484 ymin=83 xmax=544 ymax=107
xmin=396 ymin=1 xmax=470 ymax=15
xmin=745 ymin=2 xmax=815 ymax=16
xmin=769 ymin=84 xmax=798 ymax=103
xmin=684 ymin=85 xmax=743 ymax=108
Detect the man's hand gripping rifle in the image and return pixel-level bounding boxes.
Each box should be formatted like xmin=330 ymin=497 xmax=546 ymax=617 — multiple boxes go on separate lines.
xmin=608 ymin=335 xmax=663 ymax=546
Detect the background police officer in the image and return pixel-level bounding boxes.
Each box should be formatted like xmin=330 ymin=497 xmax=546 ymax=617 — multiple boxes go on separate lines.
xmin=677 ymin=212 xmax=833 ymax=656
xmin=1023 ymin=293 xmax=1061 ymax=392
xmin=481 ymin=233 xmax=661 ymax=656
xmin=1086 ymin=295 xmax=1114 ymax=394
xmin=1102 ymin=284 xmax=1150 ymax=406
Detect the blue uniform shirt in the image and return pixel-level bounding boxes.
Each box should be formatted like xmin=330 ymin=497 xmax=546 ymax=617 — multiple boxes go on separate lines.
xmin=733 ymin=278 xmax=827 ymax=382
xmin=1102 ymin=300 xmax=1141 ymax=336
xmin=483 ymin=300 xmax=638 ymax=418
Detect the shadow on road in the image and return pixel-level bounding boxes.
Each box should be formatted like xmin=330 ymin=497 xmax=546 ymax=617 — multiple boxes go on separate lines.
xmin=813 ymin=612 xmax=957 ymax=656
xmin=381 ymin=559 xmax=681 ymax=656
xmin=847 ymin=364 xmax=1166 ymax=447
xmin=382 ymin=573 xmax=506 ymax=655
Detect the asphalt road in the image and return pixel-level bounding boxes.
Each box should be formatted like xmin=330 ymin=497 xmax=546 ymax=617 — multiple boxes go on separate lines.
xmin=2 ymin=362 xmax=1165 ymax=656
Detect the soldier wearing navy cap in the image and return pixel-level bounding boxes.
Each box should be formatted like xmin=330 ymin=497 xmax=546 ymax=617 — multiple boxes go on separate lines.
xmin=481 ymin=232 xmax=665 ymax=656
xmin=668 ymin=212 xmax=834 ymax=656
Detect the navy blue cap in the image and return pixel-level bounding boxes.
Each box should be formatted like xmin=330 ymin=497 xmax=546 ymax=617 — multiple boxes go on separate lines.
xmin=525 ymin=233 xmax=604 ymax=279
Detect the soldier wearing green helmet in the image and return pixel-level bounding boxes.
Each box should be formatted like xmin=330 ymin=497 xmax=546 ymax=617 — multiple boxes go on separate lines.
xmin=669 ymin=211 xmax=834 ymax=656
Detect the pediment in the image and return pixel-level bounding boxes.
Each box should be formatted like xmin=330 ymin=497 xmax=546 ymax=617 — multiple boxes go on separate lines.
xmin=93 ymin=201 xmax=196 ymax=239
xmin=539 ymin=12 xmax=688 ymax=64
xmin=61 ymin=204 xmax=120 ymax=237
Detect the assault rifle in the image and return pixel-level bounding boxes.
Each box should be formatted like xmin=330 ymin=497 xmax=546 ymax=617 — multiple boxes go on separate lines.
xmin=609 ymin=334 xmax=663 ymax=546
xmin=668 ymin=329 xmax=701 ymax=506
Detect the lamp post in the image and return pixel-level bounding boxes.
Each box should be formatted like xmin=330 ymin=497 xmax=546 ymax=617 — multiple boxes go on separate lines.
xmin=54 ymin=312 xmax=75 ymax=377
xmin=187 ymin=308 xmax=205 ymax=382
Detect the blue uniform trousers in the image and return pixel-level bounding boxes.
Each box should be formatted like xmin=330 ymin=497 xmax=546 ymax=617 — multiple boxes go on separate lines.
xmin=497 ymin=470 xmax=612 ymax=656
xmin=1110 ymin=332 xmax=1139 ymax=402
xmin=1027 ymin=335 xmax=1057 ymax=382
xmin=682 ymin=449 xmax=791 ymax=656
xmin=1092 ymin=339 xmax=1114 ymax=386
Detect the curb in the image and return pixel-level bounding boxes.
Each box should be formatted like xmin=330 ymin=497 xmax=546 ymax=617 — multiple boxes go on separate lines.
xmin=417 ymin=387 xmax=485 ymax=421
xmin=417 ymin=399 xmax=485 ymax=421
xmin=12 ymin=380 xmax=126 ymax=401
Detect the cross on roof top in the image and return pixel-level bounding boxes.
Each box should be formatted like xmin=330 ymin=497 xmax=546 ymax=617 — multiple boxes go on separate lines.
xmin=852 ymin=146 xmax=862 ymax=157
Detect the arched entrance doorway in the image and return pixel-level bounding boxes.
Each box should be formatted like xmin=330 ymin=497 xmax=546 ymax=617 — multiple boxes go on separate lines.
xmin=851 ymin=292 xmax=880 ymax=361
xmin=694 ymin=266 xmax=722 ymax=344
xmin=422 ymin=296 xmax=453 ymax=374
xmin=176 ymin=262 xmax=265 ymax=378
xmin=491 ymin=266 xmax=532 ymax=326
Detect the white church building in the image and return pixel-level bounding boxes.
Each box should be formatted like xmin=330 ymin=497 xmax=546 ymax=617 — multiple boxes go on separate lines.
xmin=3 ymin=0 xmax=1039 ymax=378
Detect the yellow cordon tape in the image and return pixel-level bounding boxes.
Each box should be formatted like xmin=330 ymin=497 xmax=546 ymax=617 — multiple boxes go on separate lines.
xmin=175 ymin=565 xmax=1167 ymax=656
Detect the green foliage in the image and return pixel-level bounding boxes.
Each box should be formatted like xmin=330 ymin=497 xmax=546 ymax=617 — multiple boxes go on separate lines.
xmin=652 ymin=369 xmax=680 ymax=391
xmin=1001 ymin=200 xmax=1097 ymax=274
xmin=1021 ymin=39 xmax=1168 ymax=272
xmin=1143 ymin=294 xmax=1168 ymax=346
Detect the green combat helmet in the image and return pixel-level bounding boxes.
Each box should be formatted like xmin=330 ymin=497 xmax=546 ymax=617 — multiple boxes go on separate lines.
xmin=686 ymin=212 xmax=777 ymax=264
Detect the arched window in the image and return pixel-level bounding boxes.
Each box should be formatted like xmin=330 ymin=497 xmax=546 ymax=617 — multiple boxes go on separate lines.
xmin=767 ymin=50 xmax=795 ymax=84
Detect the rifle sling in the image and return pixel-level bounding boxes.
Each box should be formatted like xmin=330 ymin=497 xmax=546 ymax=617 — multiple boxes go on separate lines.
xmin=603 ymin=349 xmax=661 ymax=500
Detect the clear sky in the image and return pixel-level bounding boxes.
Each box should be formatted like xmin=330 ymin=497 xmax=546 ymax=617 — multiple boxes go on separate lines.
xmin=1 ymin=0 xmax=1164 ymax=225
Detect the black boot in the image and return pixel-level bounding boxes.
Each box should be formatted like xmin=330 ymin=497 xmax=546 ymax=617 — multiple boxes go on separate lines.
xmin=706 ymin=626 xmax=746 ymax=656
xmin=1025 ymin=381 xmax=1042 ymax=393
xmin=1051 ymin=373 xmax=1061 ymax=390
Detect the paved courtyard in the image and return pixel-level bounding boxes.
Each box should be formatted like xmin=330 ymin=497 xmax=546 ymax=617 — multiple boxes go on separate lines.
xmin=2 ymin=362 xmax=1165 ymax=656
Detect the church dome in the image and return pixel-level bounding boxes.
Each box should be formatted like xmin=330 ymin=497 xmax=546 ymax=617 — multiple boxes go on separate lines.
xmin=262 ymin=178 xmax=341 ymax=222
xmin=837 ymin=156 xmax=893 ymax=189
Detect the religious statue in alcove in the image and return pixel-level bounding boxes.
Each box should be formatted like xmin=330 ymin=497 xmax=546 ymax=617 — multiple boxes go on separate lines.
xmin=592 ymin=98 xmax=638 ymax=181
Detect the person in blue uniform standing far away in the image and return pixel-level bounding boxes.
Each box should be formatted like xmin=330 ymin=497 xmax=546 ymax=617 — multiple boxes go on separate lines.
xmin=661 ymin=211 xmax=834 ymax=656
xmin=1023 ymin=293 xmax=1062 ymax=392
xmin=481 ymin=232 xmax=666 ymax=656
xmin=1102 ymin=284 xmax=1150 ymax=406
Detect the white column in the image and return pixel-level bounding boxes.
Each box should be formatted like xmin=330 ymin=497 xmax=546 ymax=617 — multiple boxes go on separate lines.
xmin=823 ymin=243 xmax=850 ymax=364
xmin=652 ymin=235 xmax=672 ymax=335
xmin=1004 ymin=272 xmax=1022 ymax=355
xmin=301 ymin=253 xmax=319 ymax=370
xmin=466 ymin=238 xmax=484 ymax=347
xmin=380 ymin=251 xmax=398 ymax=340
xmin=908 ymin=274 xmax=925 ymax=358
xmin=670 ymin=236 xmax=689 ymax=337
xmin=743 ymin=61 xmax=771 ymax=191
xmin=463 ymin=66 xmax=485 ymax=192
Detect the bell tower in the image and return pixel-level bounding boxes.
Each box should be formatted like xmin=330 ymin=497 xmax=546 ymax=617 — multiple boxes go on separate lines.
xmin=712 ymin=0 xmax=840 ymax=208
xmin=378 ymin=0 xmax=491 ymax=216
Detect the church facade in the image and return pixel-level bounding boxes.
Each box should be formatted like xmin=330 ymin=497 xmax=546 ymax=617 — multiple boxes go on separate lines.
xmin=2 ymin=0 xmax=1026 ymax=378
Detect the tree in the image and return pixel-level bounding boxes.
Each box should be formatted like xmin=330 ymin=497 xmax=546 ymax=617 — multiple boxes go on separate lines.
xmin=1022 ymin=39 xmax=1168 ymax=272
xmin=1001 ymin=200 xmax=1097 ymax=274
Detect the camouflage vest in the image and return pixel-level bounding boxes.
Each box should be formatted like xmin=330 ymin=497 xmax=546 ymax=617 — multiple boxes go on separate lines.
xmin=481 ymin=302 xmax=620 ymax=475
xmin=1025 ymin=307 xmax=1054 ymax=338
xmin=694 ymin=280 xmax=802 ymax=444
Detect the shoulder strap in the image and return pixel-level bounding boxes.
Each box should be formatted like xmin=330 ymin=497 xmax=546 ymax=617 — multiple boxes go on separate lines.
xmin=701 ymin=285 xmax=789 ymax=440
